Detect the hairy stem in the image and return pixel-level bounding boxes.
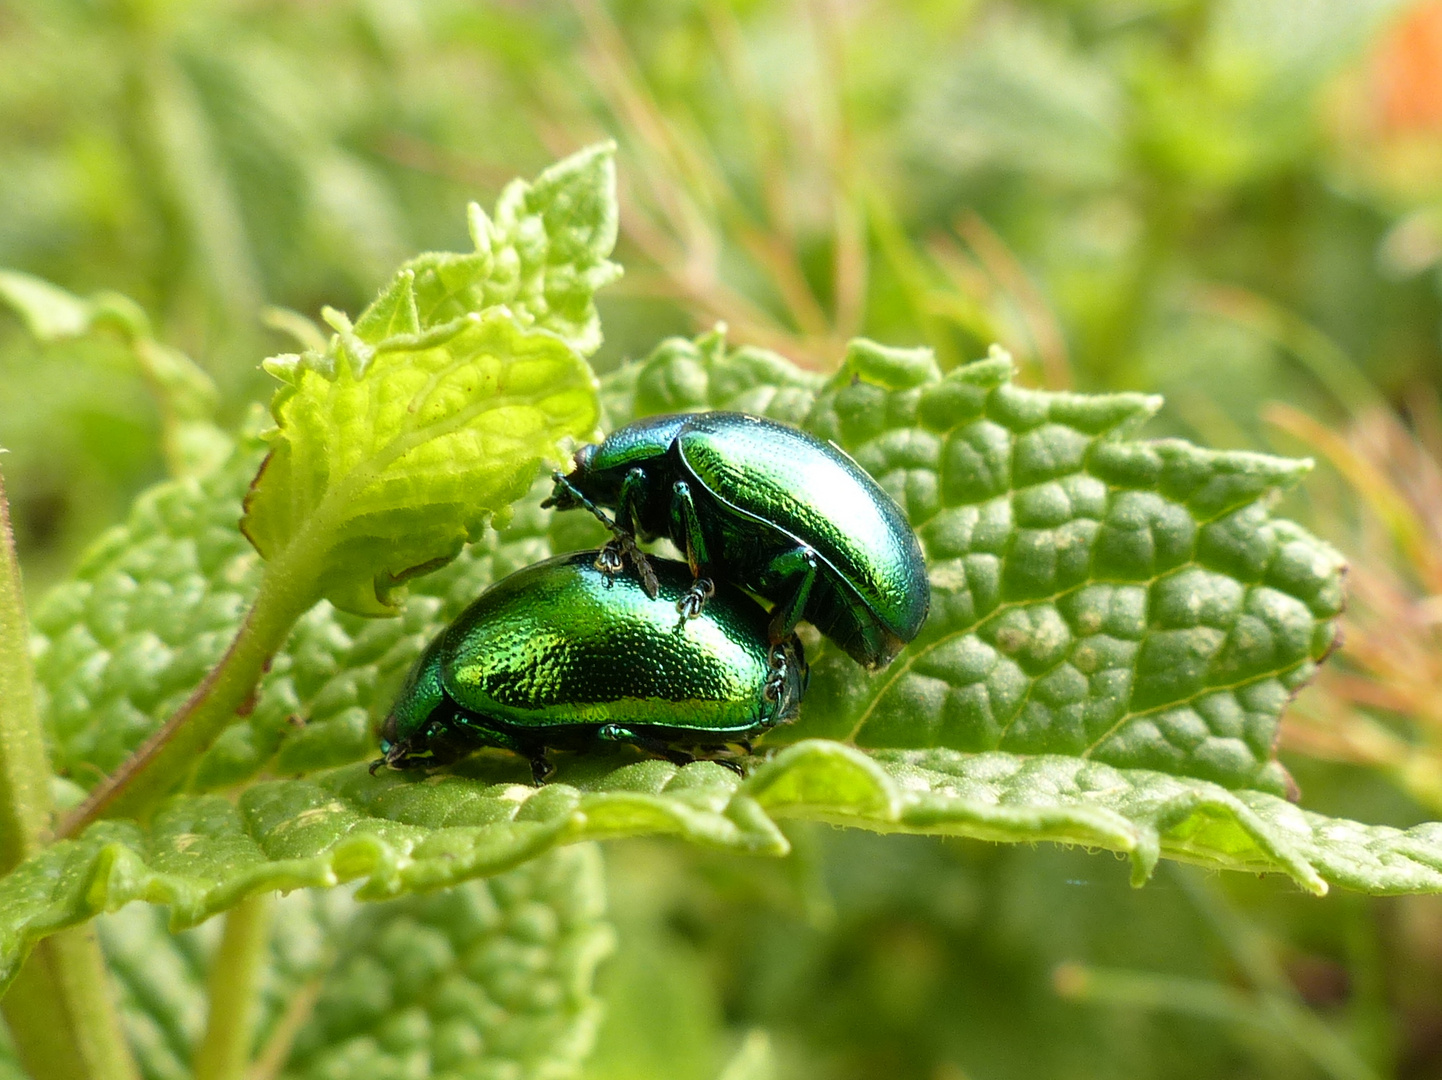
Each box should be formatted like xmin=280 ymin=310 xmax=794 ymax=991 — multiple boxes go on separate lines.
xmin=4 ymin=930 xmax=139 ymax=1080
xmin=0 ymin=473 xmax=51 ymax=866
xmin=193 ymin=892 xmax=275 ymax=1080
xmin=0 ymin=470 xmax=137 ymax=1080
xmin=59 ymin=543 xmax=320 ymax=834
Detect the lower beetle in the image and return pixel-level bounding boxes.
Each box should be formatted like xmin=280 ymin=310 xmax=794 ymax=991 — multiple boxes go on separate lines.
xmin=375 ymin=551 xmax=807 ymax=782
xmin=544 ymin=411 xmax=929 ymax=670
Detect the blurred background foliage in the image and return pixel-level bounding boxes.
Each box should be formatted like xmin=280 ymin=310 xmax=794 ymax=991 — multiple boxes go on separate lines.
xmin=5 ymin=0 xmax=1442 ymax=1076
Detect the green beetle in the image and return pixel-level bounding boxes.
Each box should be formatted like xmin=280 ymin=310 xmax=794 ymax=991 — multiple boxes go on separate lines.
xmin=545 ymin=411 xmax=929 ymax=670
xmin=375 ymin=551 xmax=807 ymax=782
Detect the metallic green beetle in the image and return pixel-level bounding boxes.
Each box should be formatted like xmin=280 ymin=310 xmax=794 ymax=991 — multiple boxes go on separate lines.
xmin=545 ymin=411 xmax=929 ymax=670
xmin=375 ymin=551 xmax=807 ymax=783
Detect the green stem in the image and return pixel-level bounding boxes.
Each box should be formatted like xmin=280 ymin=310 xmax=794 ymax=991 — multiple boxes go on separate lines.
xmin=59 ymin=545 xmax=320 ymax=835
xmin=0 ymin=473 xmax=52 ymax=867
xmin=3 ymin=930 xmax=139 ymax=1080
xmin=0 ymin=469 xmax=137 ymax=1080
xmin=193 ymin=892 xmax=275 ymax=1080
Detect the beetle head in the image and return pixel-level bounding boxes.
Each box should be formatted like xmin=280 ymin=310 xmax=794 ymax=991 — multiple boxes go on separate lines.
xmin=542 ymin=444 xmax=599 ymax=511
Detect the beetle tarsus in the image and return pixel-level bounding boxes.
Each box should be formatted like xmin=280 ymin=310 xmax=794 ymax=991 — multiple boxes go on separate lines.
xmin=529 ymin=752 xmax=555 ymax=786
xmin=764 ymin=644 xmax=791 ymax=704
xmin=677 ymin=577 xmax=715 ymax=619
xmin=595 ymin=541 xmax=625 ymax=575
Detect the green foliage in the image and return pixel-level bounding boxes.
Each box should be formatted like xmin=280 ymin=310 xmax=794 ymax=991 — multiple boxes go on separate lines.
xmin=243 ymin=306 xmax=598 ymax=617
xmin=0 ymin=271 xmax=227 ymax=479
xmin=5 ymin=311 xmax=1406 ymax=1000
xmin=9 ymin=740 xmax=1442 ymax=992
xmin=98 ymin=845 xmax=610 ymax=1080
xmin=5 ymin=5 xmax=1441 ymax=1077
xmin=356 ymin=143 xmax=622 ymax=357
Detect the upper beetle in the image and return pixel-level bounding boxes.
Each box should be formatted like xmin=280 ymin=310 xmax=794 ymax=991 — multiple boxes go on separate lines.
xmin=545 ymin=411 xmax=929 ymax=669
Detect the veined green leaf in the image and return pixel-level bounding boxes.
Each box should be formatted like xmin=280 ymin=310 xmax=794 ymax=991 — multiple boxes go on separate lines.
xmin=96 ymin=846 xmax=610 ymax=1080
xmin=5 ymin=741 xmax=1442 ymax=996
xmin=242 ymin=307 xmax=599 ymax=617
xmin=14 ymin=326 xmax=1424 ymax=990
xmin=789 ymin=339 xmax=1344 ymax=796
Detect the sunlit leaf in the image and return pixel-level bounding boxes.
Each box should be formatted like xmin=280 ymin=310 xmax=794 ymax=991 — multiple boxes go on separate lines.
xmin=7 ymin=741 xmax=1442 ymax=994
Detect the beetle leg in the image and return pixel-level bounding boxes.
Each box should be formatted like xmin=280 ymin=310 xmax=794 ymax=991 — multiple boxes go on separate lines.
xmin=617 ymin=468 xmax=648 ymax=536
xmin=766 ymin=546 xmax=820 ymax=643
xmin=598 ymin=723 xmax=697 ymax=769
xmin=669 ymin=480 xmax=712 ymax=577
xmin=671 ymin=480 xmax=717 ymax=617
xmin=677 ymin=577 xmax=715 ymax=620
xmin=528 ymin=752 xmax=555 ymax=786
xmin=610 ymin=468 xmax=659 ymax=598
xmin=548 ymin=471 xmax=658 ymax=596
xmin=594 ymin=541 xmax=625 ymax=574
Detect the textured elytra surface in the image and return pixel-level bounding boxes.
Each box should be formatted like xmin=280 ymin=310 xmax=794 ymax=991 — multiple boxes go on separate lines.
xmin=95 ymin=847 xmax=610 ymax=1080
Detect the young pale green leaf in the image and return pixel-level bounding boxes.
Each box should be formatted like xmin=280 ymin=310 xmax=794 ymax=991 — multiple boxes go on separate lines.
xmin=242 ymin=308 xmax=600 ymax=616
xmin=95 ymin=846 xmax=610 ymax=1080
xmin=351 ymin=143 xmax=621 ymax=356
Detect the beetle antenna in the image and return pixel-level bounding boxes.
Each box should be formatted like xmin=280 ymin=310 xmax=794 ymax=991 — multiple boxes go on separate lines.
xmin=546 ymin=473 xmax=660 ymax=598
xmin=545 ymin=472 xmax=619 ymax=531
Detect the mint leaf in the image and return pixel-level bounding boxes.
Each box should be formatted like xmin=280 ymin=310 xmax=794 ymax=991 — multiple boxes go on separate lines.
xmin=240 ymin=145 xmax=620 ymax=616
xmin=33 ymin=426 xmax=264 ymax=784
xmin=95 ymin=847 xmax=609 ymax=1080
xmin=32 ymin=428 xmax=602 ymax=792
xmin=627 ymin=326 xmax=823 ymax=424
xmin=5 ymin=741 xmax=1442 ymax=996
xmin=242 ymin=307 xmax=599 ymax=617
xmin=13 ymin=326 xmax=1410 ymax=982
xmin=284 ymin=845 xmax=610 ymax=1080
xmin=786 ymin=340 xmax=1343 ymax=796
xmin=353 ymin=143 xmax=621 ymax=357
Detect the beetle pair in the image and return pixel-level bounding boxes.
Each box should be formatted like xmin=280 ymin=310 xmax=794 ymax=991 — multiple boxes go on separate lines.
xmin=377 ymin=411 xmax=930 ymax=781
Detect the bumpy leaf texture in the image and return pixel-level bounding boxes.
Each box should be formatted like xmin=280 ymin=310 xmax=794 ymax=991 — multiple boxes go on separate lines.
xmin=92 ymin=846 xmax=609 ymax=1080
xmin=242 ymin=309 xmax=599 ymax=617
xmin=8 ymin=327 xmax=1415 ymax=998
